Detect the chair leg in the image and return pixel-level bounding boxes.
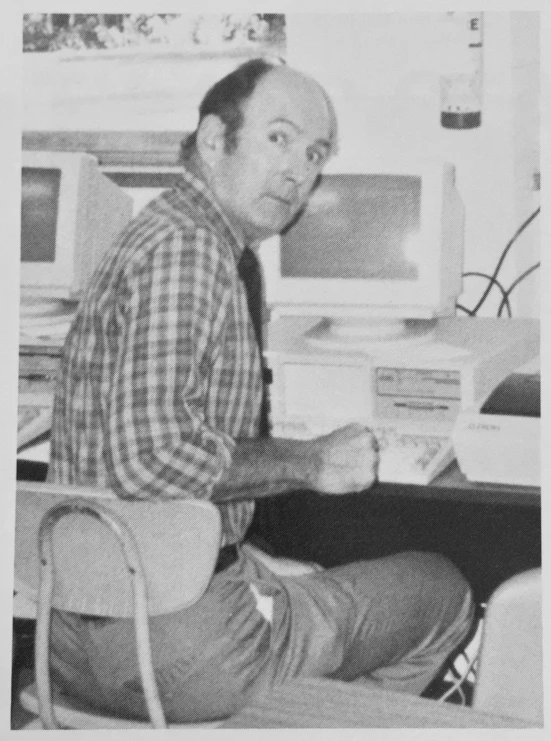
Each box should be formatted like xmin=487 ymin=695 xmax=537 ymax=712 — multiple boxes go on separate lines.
xmin=36 ymin=499 xmax=168 ymax=728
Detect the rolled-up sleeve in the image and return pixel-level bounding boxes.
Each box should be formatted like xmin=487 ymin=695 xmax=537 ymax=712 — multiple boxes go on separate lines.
xmin=104 ymin=225 xmax=235 ymax=499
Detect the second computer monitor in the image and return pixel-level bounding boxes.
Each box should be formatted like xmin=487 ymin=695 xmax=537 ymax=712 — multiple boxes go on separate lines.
xmin=21 ymin=150 xmax=133 ymax=317
xmin=259 ymin=160 xmax=465 ymax=349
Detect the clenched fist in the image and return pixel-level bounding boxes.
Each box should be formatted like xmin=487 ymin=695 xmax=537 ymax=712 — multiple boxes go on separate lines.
xmin=307 ymin=423 xmax=379 ymax=495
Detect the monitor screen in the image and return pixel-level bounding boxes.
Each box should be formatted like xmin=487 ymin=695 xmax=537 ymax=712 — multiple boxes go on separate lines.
xmin=21 ymin=167 xmax=61 ymax=263
xmin=280 ymin=174 xmax=421 ymax=281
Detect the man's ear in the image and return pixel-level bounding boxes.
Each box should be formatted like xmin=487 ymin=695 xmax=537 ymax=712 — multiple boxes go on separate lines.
xmin=196 ymin=114 xmax=227 ymax=168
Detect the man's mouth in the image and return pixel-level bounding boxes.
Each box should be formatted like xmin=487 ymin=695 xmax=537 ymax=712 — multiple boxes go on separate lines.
xmin=265 ymin=193 xmax=294 ymax=206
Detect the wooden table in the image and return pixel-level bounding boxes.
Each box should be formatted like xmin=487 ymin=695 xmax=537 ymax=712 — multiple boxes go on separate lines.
xmin=222 ymin=677 xmax=537 ymax=728
xmin=399 ymin=460 xmax=539 ymax=508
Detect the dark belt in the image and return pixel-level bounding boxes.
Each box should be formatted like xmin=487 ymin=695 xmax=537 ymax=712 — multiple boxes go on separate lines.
xmin=214 ymin=543 xmax=239 ymax=574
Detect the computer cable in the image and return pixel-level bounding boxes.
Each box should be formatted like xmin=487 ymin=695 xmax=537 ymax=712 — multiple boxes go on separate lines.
xmin=497 ymin=261 xmax=540 ymax=318
xmin=436 ymin=602 xmax=485 ymax=705
xmin=455 ymin=303 xmax=474 ymax=316
xmin=458 ymin=272 xmax=512 ymax=318
xmin=469 ymin=207 xmax=540 ymax=317
xmin=437 ymin=649 xmax=479 ymax=705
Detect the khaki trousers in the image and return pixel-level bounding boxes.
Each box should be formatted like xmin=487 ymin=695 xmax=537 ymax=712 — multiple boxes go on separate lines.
xmin=50 ymin=547 xmax=474 ymax=723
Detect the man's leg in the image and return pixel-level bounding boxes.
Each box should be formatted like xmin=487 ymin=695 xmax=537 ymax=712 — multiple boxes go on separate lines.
xmin=49 ymin=553 xmax=291 ymax=723
xmin=49 ymin=549 xmax=472 ymax=721
xmin=267 ymin=550 xmax=474 ymax=696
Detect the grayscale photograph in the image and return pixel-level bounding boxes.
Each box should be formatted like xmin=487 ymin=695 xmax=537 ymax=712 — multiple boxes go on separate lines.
xmin=9 ymin=8 xmax=542 ymax=730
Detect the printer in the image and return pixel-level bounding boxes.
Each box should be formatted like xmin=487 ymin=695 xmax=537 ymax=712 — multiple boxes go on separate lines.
xmin=452 ymin=358 xmax=540 ymax=487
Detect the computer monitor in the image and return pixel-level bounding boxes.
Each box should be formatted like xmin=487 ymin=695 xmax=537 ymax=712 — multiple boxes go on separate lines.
xmin=259 ymin=159 xmax=465 ymax=350
xmin=20 ymin=150 xmax=133 ymax=317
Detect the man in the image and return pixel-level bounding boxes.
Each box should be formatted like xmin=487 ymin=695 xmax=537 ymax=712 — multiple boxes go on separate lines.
xmin=48 ymin=58 xmax=473 ymax=723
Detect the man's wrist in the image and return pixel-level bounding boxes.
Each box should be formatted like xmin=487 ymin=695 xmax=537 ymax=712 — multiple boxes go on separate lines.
xmin=213 ymin=435 xmax=318 ymax=501
xmin=273 ymin=436 xmax=320 ymax=491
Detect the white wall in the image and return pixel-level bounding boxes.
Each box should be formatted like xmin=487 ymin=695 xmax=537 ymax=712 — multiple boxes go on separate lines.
xmin=510 ymin=12 xmax=540 ymax=317
xmin=285 ymin=12 xmax=540 ymax=318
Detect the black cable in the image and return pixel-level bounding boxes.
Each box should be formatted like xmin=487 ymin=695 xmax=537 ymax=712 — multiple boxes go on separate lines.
xmin=462 ymin=271 xmax=512 ymax=318
xmin=470 ymin=207 xmax=540 ymax=316
xmin=497 ymin=262 xmax=540 ymax=318
xmin=456 ymin=303 xmax=474 ymax=316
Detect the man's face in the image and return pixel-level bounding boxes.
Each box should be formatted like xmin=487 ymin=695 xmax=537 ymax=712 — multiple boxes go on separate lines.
xmin=208 ymin=68 xmax=334 ymax=244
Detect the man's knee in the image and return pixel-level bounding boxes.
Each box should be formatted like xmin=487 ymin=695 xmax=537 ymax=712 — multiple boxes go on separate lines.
xmin=400 ymin=551 xmax=470 ymax=593
xmin=395 ymin=550 xmax=473 ymax=629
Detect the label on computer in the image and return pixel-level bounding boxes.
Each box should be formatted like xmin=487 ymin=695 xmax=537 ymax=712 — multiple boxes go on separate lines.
xmin=375 ymin=367 xmax=461 ymax=398
xmin=375 ymin=367 xmax=461 ymax=424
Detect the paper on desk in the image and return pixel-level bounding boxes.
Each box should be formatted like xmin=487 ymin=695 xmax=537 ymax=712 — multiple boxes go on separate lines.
xmin=18 ymin=440 xmax=51 ymax=463
xmin=19 ymin=322 xmax=72 ymax=339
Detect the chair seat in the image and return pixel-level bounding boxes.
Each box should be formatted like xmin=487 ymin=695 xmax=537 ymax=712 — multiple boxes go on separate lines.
xmin=19 ymin=682 xmax=223 ymax=730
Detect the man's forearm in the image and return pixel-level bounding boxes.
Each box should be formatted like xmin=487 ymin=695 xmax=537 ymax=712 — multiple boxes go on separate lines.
xmin=212 ymin=437 xmax=317 ymax=502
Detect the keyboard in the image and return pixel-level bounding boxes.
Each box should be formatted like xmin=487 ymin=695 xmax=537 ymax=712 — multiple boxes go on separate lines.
xmin=374 ymin=427 xmax=454 ymax=485
xmin=273 ymin=421 xmax=455 ymax=486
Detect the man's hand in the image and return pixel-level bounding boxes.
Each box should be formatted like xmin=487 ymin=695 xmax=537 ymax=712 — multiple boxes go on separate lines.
xmin=307 ymin=423 xmax=379 ymax=495
xmin=215 ymin=423 xmax=378 ymax=502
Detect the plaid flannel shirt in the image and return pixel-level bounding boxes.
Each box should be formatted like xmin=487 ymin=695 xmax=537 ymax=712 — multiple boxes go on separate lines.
xmin=48 ymin=169 xmax=262 ymax=544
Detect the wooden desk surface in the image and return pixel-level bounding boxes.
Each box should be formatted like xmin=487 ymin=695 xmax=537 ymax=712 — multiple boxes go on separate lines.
xmin=384 ymin=461 xmax=540 ymax=508
xmin=222 ymin=677 xmax=537 ymax=729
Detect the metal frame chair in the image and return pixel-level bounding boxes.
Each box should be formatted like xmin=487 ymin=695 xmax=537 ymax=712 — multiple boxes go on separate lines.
xmin=14 ymin=481 xmax=224 ymax=729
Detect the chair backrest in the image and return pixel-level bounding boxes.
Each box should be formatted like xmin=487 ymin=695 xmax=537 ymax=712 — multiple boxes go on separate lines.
xmin=14 ymin=481 xmax=222 ymax=618
xmin=473 ymin=568 xmax=543 ymax=725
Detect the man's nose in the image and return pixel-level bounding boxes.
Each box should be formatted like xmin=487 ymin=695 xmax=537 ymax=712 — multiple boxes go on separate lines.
xmin=282 ymin=151 xmax=312 ymax=185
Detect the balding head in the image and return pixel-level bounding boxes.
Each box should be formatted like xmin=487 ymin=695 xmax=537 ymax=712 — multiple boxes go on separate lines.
xmin=193 ymin=57 xmax=337 ymax=243
xmin=251 ymin=65 xmax=338 ymax=157
xmin=181 ymin=58 xmax=338 ymax=162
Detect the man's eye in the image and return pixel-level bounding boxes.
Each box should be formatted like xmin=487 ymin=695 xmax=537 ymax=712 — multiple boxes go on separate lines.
xmin=269 ymin=131 xmax=288 ymax=146
xmin=307 ymin=149 xmax=325 ymax=166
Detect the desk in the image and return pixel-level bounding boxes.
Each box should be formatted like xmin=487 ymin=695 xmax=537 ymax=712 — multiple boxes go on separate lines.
xmin=386 ymin=460 xmax=539 ymax=508
xmin=17 ymin=453 xmax=541 ymax=604
xmin=221 ymin=677 xmax=536 ymax=728
xmin=249 ymin=461 xmax=541 ymax=604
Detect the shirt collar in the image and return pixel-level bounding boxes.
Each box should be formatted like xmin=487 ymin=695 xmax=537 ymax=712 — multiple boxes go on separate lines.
xmin=175 ymin=167 xmax=247 ymax=264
